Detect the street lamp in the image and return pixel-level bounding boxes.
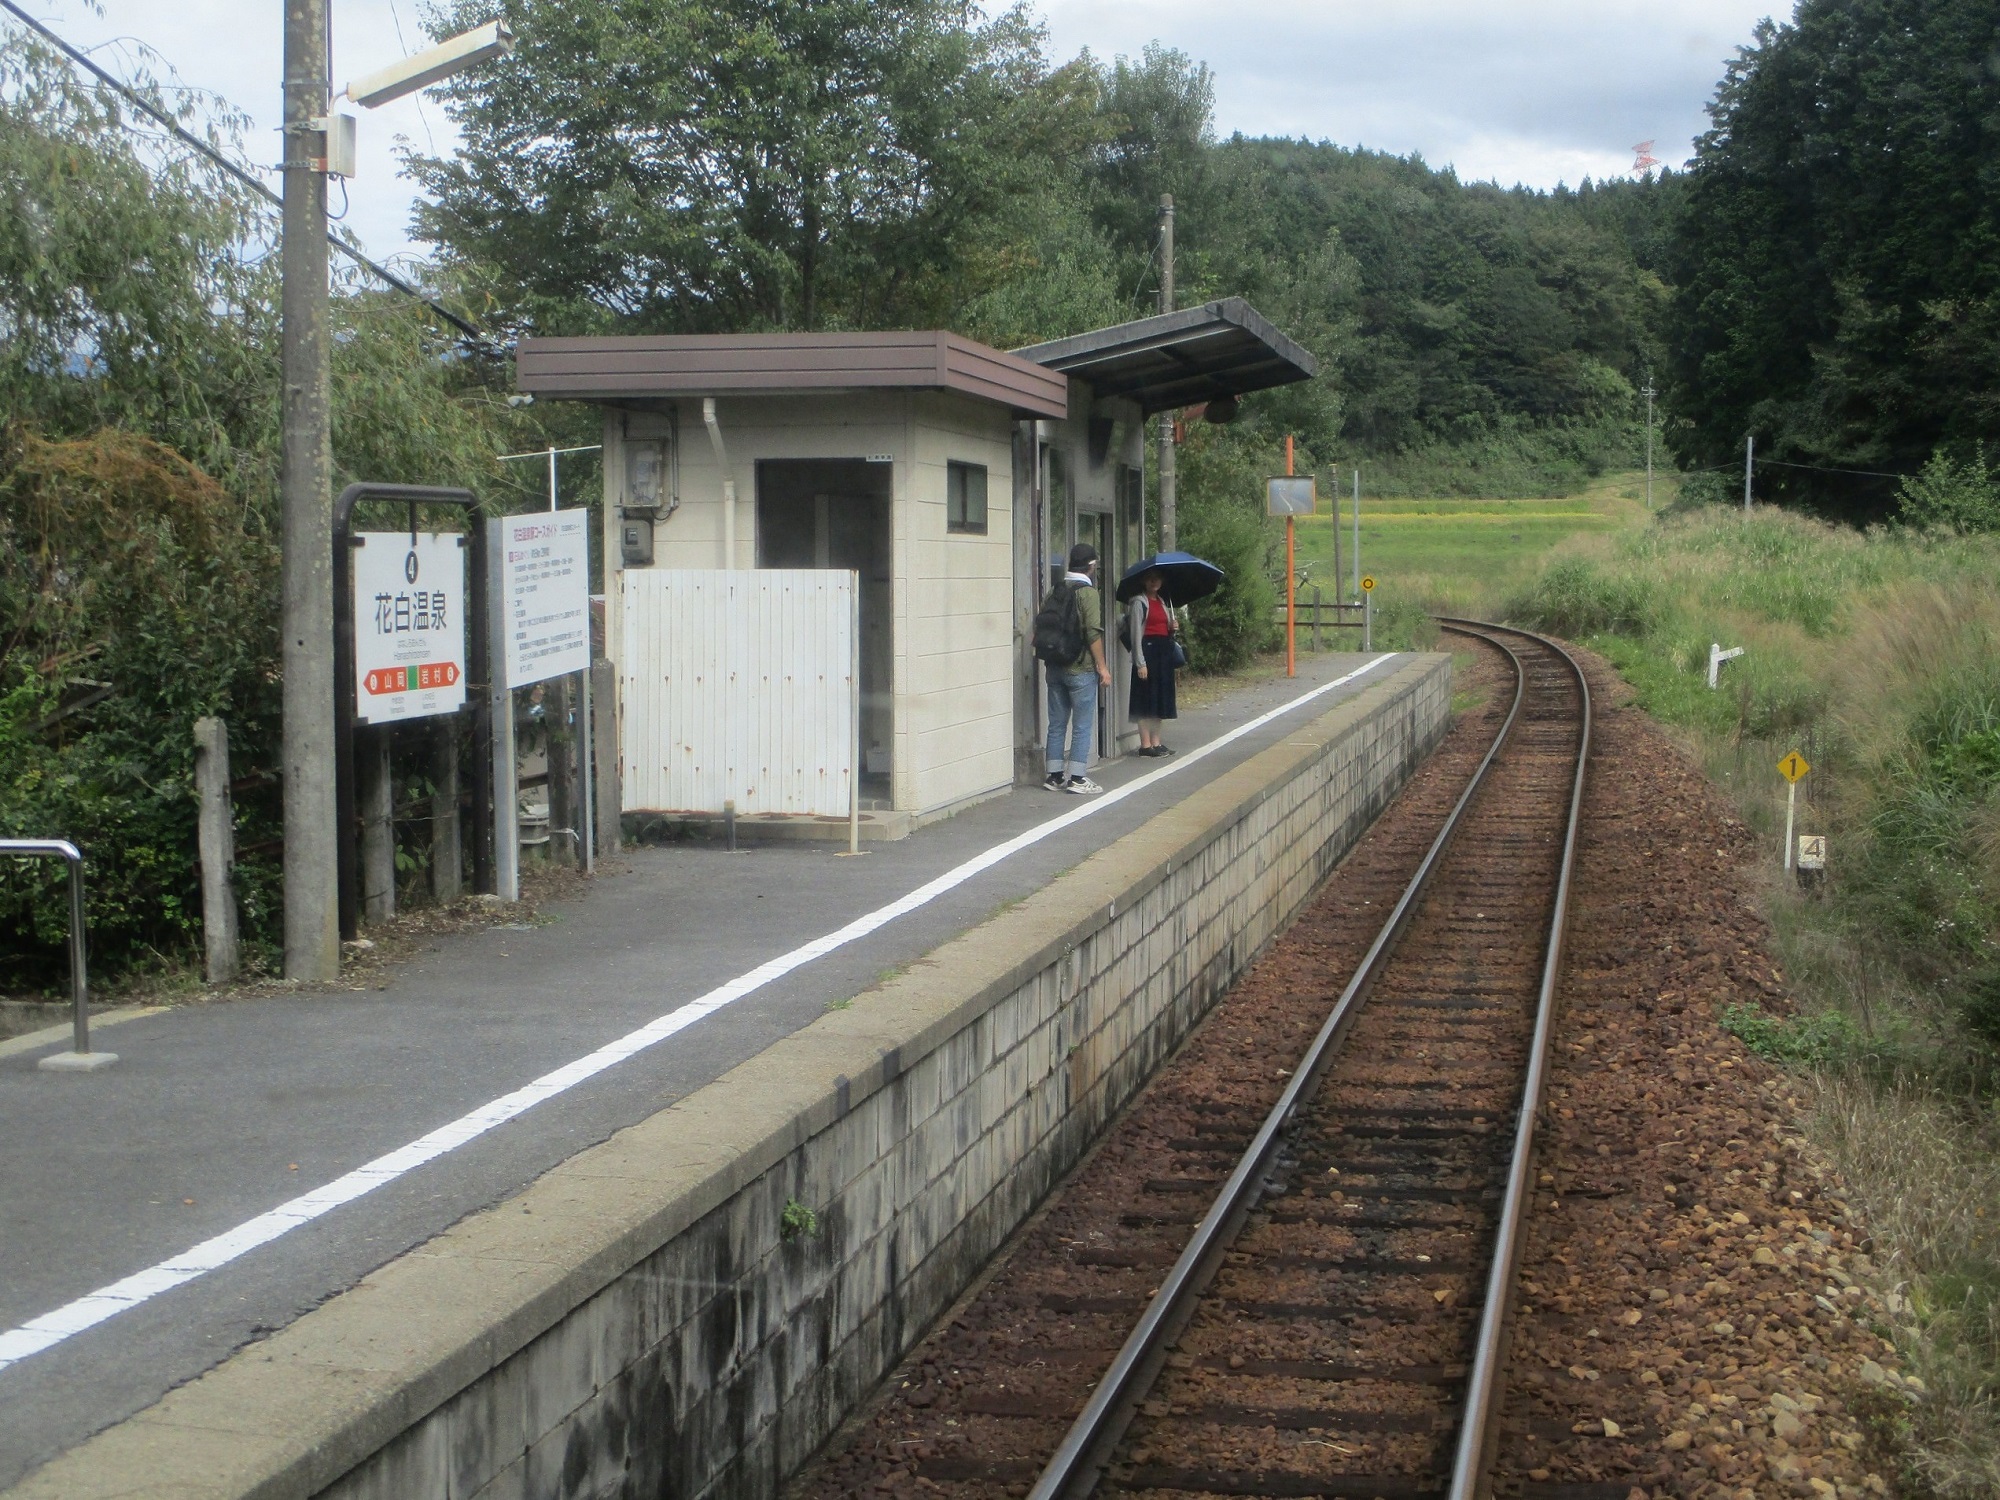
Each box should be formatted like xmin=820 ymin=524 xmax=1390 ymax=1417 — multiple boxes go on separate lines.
xmin=280 ymin=13 xmax=514 ymax=982
xmin=345 ymin=21 xmax=513 ymax=109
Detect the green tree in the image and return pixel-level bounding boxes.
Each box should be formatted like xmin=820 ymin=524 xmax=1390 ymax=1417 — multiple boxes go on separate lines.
xmin=1665 ymin=0 xmax=2000 ymax=518
xmin=412 ymin=0 xmax=1099 ymax=335
xmin=0 ymin=29 xmax=562 ymax=984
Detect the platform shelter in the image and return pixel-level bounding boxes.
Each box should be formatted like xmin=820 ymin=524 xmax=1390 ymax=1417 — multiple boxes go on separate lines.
xmin=517 ymin=332 xmax=1067 ymax=825
xmin=515 ymin=300 xmax=1315 ymax=832
xmin=1010 ymin=298 xmax=1317 ymax=772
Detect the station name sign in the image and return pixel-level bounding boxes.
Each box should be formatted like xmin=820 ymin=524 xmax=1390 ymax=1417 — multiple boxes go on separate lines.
xmin=352 ymin=532 xmax=466 ymax=723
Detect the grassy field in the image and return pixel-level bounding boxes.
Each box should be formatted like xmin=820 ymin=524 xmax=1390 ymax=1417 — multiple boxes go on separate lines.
xmin=1505 ymin=505 xmax=2000 ymax=1496
xmin=1285 ymin=471 xmax=1652 ymax=623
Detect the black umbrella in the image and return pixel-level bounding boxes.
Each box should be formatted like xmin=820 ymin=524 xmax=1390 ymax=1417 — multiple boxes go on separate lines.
xmin=1115 ymin=551 xmax=1225 ymax=605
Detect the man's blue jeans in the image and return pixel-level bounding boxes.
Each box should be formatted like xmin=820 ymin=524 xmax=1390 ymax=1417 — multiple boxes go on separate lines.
xmin=1046 ymin=666 xmax=1098 ymax=777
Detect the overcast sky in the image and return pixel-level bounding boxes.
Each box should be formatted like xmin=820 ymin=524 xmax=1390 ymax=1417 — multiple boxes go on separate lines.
xmin=11 ymin=0 xmax=1781 ymax=265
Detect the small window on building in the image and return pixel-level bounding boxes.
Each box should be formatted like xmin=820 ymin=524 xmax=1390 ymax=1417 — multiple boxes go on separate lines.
xmin=947 ymin=461 xmax=988 ymax=534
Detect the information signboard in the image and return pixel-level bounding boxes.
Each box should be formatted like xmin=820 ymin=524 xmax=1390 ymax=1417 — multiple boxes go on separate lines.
xmin=500 ymin=511 xmax=591 ymax=689
xmin=352 ymin=532 xmax=465 ymax=724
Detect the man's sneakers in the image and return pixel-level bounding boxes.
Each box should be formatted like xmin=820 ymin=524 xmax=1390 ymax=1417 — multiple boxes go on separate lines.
xmin=1045 ymin=772 xmax=1105 ymax=794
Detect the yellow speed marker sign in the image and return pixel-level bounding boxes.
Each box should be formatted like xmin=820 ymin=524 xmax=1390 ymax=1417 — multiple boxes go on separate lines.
xmin=1361 ymin=575 xmax=1376 ymax=592
xmin=1778 ymin=749 xmax=1810 ymax=783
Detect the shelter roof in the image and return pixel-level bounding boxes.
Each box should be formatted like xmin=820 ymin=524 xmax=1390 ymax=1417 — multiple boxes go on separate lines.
xmin=515 ymin=330 xmax=1067 ymax=419
xmin=1012 ymin=298 xmax=1316 ymax=413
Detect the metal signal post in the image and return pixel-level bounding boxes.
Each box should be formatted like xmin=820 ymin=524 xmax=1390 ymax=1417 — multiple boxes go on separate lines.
xmin=1285 ymin=435 xmax=1296 ymax=678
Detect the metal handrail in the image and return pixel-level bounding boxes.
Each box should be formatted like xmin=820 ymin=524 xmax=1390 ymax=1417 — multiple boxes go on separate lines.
xmin=1 ymin=839 xmax=92 ymax=1055
xmin=1028 ymin=629 xmax=1535 ymax=1500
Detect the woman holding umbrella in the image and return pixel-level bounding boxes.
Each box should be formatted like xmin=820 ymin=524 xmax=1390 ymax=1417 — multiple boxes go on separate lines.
xmin=1117 ymin=551 xmax=1224 ymax=759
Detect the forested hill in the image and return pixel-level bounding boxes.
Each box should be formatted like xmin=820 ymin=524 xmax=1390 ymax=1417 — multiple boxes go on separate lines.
xmin=1174 ymin=140 xmax=1673 ymax=488
xmin=414 ymin=9 xmax=1676 ymax=496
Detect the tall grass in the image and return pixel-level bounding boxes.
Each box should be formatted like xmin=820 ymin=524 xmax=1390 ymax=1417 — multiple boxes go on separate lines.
xmin=1507 ymin=505 xmax=2000 ymax=1495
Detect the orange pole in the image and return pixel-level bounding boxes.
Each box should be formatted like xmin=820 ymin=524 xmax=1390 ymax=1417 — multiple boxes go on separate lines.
xmin=1285 ymin=435 xmax=1296 ymax=678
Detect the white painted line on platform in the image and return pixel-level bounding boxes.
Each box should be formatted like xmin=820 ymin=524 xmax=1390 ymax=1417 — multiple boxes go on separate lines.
xmin=0 ymin=656 xmax=1394 ymax=1374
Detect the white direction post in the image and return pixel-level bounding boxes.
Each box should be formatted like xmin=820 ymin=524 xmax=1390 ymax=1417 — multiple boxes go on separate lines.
xmin=491 ymin=511 xmax=594 ymax=894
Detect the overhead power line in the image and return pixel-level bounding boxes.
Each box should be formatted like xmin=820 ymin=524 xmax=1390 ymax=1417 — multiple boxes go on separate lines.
xmin=0 ymin=0 xmax=502 ymax=354
xmin=1753 ymin=455 xmax=1905 ymax=481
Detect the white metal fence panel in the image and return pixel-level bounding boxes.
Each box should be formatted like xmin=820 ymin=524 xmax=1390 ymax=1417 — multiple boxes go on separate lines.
xmin=621 ymin=570 xmax=856 ymax=817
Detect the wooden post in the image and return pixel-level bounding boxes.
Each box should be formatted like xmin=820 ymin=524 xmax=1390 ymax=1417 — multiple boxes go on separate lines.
xmin=431 ymin=716 xmax=461 ymax=901
xmin=193 ymin=717 xmax=239 ymax=984
xmin=359 ymin=727 xmax=395 ymax=924
xmin=592 ymin=657 xmax=620 ymax=855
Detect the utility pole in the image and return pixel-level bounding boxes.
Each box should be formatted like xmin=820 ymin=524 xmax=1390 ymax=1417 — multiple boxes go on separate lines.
xmin=281 ymin=0 xmax=337 ymax=982
xmin=1642 ymin=379 xmax=1657 ymax=511
xmin=1157 ymin=194 xmax=1177 ymax=552
xmin=1744 ymin=433 xmax=1754 ymax=512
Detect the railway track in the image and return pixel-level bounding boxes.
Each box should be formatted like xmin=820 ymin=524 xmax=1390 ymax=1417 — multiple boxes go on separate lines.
xmin=1021 ymin=621 xmax=1593 ymax=1500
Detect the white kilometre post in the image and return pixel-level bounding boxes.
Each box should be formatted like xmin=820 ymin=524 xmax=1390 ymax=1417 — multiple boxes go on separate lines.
xmin=1784 ymin=779 xmax=1798 ymax=873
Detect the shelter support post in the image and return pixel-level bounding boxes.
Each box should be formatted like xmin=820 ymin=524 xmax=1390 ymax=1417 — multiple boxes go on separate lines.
xmin=548 ymin=676 xmax=576 ymax=869
xmin=431 ymin=717 xmax=461 ymax=900
xmin=591 ymin=658 xmax=619 ymax=856
xmin=579 ymin=662 xmax=595 ymax=874
xmin=359 ymin=727 xmax=395 ymax=923
xmin=487 ymin=516 xmax=519 ymax=902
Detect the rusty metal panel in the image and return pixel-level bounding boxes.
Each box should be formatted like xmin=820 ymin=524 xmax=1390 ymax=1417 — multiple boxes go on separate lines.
xmin=620 ymin=570 xmax=855 ymax=817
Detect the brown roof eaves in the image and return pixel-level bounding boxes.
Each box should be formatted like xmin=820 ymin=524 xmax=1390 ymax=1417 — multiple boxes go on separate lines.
xmin=516 ymin=330 xmax=1068 ymax=419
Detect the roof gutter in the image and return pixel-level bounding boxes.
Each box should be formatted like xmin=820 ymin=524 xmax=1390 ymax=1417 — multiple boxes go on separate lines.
xmin=702 ymin=398 xmax=737 ymax=570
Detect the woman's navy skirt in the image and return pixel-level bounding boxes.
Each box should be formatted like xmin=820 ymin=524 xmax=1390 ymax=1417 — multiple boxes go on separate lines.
xmin=1129 ymin=635 xmax=1178 ymax=720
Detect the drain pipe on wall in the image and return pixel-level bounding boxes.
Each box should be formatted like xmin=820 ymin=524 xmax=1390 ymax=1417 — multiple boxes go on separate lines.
xmin=703 ymin=398 xmax=736 ymax=569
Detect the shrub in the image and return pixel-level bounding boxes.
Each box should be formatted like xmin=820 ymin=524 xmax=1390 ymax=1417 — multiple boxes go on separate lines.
xmin=1670 ymin=469 xmax=1737 ymax=512
xmin=1171 ymin=421 xmax=1281 ymax=672
xmin=1720 ymin=1001 xmax=1865 ymax=1067
xmin=1506 ymin=556 xmax=1656 ymax=638
xmin=0 ymin=430 xmax=282 ymax=986
xmin=1177 ymin=497 xmax=1276 ymax=672
xmin=1899 ymin=449 xmax=2000 ymax=535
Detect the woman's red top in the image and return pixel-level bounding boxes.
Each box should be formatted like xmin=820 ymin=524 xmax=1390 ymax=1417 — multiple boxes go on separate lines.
xmin=1144 ymin=596 xmax=1171 ymax=637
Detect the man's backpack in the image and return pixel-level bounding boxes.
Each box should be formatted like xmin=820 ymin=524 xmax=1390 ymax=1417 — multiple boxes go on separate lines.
xmin=1031 ymin=581 xmax=1085 ymax=667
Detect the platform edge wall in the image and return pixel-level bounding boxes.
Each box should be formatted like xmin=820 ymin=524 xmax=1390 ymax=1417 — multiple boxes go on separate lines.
xmin=7 ymin=655 xmax=1449 ymax=1500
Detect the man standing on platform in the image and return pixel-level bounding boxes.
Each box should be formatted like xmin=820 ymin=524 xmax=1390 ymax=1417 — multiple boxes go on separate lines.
xmin=1043 ymin=542 xmax=1111 ymax=795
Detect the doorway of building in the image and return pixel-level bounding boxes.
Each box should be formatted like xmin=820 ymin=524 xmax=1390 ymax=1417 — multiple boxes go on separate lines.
xmin=756 ymin=459 xmax=893 ymax=805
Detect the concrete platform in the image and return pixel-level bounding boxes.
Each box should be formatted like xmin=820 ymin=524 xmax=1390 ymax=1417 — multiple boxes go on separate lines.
xmin=0 ymin=651 xmax=1443 ymax=1496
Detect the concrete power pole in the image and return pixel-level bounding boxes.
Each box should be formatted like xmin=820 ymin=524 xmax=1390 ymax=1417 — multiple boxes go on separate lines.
xmin=281 ymin=0 xmax=338 ymax=981
xmin=1157 ymin=194 xmax=1177 ymax=552
xmin=1744 ymin=433 xmax=1754 ymax=512
xmin=1642 ymin=379 xmax=1657 ymax=511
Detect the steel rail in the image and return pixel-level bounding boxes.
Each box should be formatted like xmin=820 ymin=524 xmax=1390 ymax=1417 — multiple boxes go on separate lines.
xmin=1028 ymin=624 xmax=1539 ymax=1500
xmin=1439 ymin=619 xmax=1592 ymax=1500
